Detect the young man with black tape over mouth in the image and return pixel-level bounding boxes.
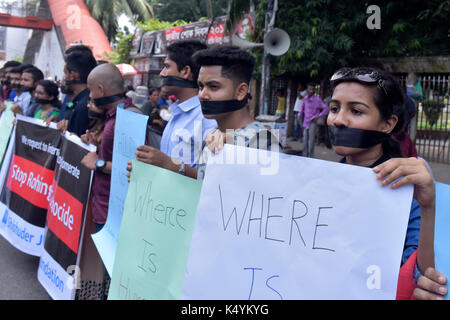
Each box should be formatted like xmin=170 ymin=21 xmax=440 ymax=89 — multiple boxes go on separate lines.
xmin=126 ymin=45 xmax=279 ymax=181
xmin=193 ymin=45 xmax=280 ymax=180
xmin=9 ymin=64 xmax=35 ymax=116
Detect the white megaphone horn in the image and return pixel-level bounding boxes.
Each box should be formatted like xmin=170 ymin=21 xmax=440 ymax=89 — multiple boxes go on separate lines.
xmin=231 ymin=28 xmax=291 ymax=56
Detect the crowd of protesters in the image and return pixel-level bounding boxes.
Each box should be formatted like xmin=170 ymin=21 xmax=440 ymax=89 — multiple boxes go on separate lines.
xmin=0 ymin=39 xmax=447 ymax=300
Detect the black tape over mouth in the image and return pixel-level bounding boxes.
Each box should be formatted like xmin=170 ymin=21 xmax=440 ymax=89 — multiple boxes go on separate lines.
xmin=328 ymin=126 xmax=391 ymax=149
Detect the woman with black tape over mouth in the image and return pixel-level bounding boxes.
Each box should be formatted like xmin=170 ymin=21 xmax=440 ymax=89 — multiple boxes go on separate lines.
xmin=327 ymin=67 xmax=446 ymax=300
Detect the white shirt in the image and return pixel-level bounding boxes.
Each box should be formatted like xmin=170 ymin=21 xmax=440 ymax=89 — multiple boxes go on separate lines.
xmin=293 ymin=90 xmax=307 ymax=112
xmin=14 ymin=91 xmax=32 ymax=115
xmin=160 ymin=95 xmax=217 ymax=168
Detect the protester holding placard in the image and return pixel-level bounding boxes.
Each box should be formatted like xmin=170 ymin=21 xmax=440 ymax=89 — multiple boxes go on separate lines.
xmin=6 ymin=66 xmax=44 ymax=117
xmin=83 ymin=99 xmax=106 ymax=147
xmin=82 ymin=63 xmax=143 ymax=230
xmin=7 ymin=66 xmax=23 ymax=102
xmin=56 ymin=50 xmax=97 ymax=137
xmin=54 ymin=45 xmax=95 ymax=124
xmin=127 ymin=40 xmax=216 ymax=179
xmin=192 ymin=45 xmax=280 ymax=180
xmin=32 ymin=80 xmax=61 ymax=121
xmin=77 ymin=63 xmax=143 ymax=300
xmin=126 ymin=45 xmax=280 ymax=182
xmin=9 ymin=65 xmax=35 ymax=116
xmin=327 ymin=67 xmax=447 ymax=299
xmin=1 ymin=61 xmax=21 ymax=102
xmin=18 ymin=67 xmax=44 ymax=116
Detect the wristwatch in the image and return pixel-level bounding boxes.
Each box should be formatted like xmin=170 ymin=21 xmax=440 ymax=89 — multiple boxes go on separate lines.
xmin=95 ymin=158 xmax=106 ymax=173
xmin=178 ymin=161 xmax=185 ymax=176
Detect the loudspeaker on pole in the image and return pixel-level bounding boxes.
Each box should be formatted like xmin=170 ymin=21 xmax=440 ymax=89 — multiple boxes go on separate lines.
xmin=231 ymin=28 xmax=291 ymax=56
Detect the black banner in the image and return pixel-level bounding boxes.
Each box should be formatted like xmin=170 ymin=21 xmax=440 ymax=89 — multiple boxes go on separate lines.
xmin=44 ymin=135 xmax=93 ymax=270
xmin=1 ymin=119 xmax=61 ymax=227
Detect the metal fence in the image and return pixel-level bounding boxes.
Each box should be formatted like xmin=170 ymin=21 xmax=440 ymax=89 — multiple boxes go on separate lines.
xmin=413 ymin=74 xmax=450 ymax=164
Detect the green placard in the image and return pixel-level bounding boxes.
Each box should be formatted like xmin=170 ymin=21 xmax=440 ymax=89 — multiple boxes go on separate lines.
xmin=108 ymin=160 xmax=202 ymax=300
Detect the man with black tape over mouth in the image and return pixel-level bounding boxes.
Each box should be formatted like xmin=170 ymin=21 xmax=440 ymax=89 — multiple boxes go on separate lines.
xmin=192 ymin=45 xmax=280 ymax=180
xmin=126 ymin=40 xmax=216 ymax=180
xmin=78 ymin=63 xmax=143 ymax=300
xmin=9 ymin=65 xmax=37 ymax=116
xmin=80 ymin=63 xmax=142 ymax=231
xmin=327 ymin=67 xmax=447 ymax=300
xmin=2 ymin=60 xmax=21 ymax=101
xmin=14 ymin=67 xmax=45 ymax=117
xmin=55 ymin=50 xmax=97 ymax=137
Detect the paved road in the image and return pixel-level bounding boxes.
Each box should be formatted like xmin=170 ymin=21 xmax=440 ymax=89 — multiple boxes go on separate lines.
xmin=0 ymin=235 xmax=49 ymax=300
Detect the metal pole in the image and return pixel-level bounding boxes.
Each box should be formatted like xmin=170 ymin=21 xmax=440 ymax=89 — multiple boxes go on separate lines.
xmin=206 ymin=0 xmax=213 ymax=20
xmin=260 ymin=0 xmax=278 ymax=115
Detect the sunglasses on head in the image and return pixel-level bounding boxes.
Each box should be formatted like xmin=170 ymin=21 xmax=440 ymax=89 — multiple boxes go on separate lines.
xmin=330 ymin=67 xmax=388 ymax=95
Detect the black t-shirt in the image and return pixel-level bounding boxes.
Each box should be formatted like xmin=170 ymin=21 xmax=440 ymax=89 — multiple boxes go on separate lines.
xmin=67 ymin=88 xmax=90 ymax=137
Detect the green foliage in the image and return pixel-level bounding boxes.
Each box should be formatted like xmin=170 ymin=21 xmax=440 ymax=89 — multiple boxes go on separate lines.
xmin=251 ymin=0 xmax=450 ymax=81
xmin=359 ymin=0 xmax=449 ymax=57
xmin=11 ymin=56 xmax=23 ymax=63
xmin=85 ymin=0 xmax=155 ymax=41
xmin=422 ymin=99 xmax=445 ymax=128
xmin=153 ymin=0 xmax=228 ymax=22
xmin=137 ymin=19 xmax=189 ymax=32
xmin=104 ymin=32 xmax=134 ymax=65
xmin=104 ymin=0 xmax=228 ymax=64
xmin=106 ymin=19 xmax=187 ymax=64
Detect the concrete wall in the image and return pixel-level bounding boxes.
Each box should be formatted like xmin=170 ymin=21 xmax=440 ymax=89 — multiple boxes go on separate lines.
xmin=33 ymin=26 xmax=65 ymax=81
xmin=5 ymin=27 xmax=30 ymax=61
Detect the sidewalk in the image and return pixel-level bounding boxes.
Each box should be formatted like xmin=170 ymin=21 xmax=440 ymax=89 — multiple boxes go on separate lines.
xmin=283 ymin=137 xmax=450 ymax=185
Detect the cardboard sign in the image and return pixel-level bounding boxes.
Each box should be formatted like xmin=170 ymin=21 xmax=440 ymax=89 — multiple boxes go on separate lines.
xmin=182 ymin=145 xmax=413 ymax=300
xmin=92 ymin=107 xmax=148 ymax=276
xmin=37 ymin=133 xmax=95 ymax=300
xmin=108 ymin=161 xmax=202 ymax=300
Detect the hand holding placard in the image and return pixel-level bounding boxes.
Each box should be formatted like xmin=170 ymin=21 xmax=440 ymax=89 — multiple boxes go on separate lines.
xmin=182 ymin=145 xmax=413 ymax=300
